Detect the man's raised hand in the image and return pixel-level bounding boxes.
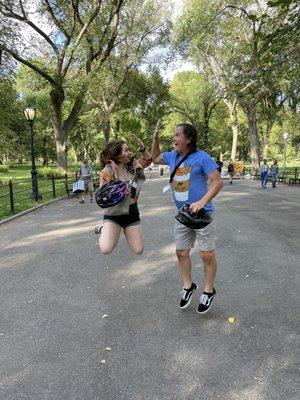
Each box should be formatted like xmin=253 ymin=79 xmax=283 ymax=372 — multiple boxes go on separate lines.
xmin=153 ymin=119 xmax=161 ymax=138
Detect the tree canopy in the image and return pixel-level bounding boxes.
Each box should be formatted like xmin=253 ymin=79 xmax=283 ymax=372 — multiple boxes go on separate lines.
xmin=0 ymin=0 xmax=299 ymax=170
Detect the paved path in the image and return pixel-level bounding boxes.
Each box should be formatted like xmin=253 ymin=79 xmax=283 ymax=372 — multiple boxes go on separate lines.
xmin=0 ymin=176 xmax=299 ymax=400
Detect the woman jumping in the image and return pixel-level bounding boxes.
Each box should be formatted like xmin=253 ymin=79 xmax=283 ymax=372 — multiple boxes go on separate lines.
xmin=95 ymin=133 xmax=153 ymax=255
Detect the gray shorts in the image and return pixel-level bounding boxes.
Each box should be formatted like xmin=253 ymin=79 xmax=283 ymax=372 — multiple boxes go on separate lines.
xmin=174 ymin=217 xmax=215 ymax=251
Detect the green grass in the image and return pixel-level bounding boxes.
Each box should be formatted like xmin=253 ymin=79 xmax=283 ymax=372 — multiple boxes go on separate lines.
xmin=0 ymin=164 xmax=99 ymax=183
xmin=0 ymin=164 xmax=100 ymax=220
xmin=0 ymin=176 xmax=68 ymax=220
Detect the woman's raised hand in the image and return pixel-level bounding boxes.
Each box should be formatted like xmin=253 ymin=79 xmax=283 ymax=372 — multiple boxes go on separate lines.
xmin=108 ymin=159 xmax=119 ymax=179
xmin=132 ymin=133 xmax=145 ymax=150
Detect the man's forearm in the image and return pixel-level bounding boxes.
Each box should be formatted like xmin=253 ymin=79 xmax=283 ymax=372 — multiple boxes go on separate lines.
xmin=204 ymin=180 xmax=223 ymax=204
xmin=200 ymin=180 xmax=223 ymax=207
xmin=194 ymin=179 xmax=223 ymax=209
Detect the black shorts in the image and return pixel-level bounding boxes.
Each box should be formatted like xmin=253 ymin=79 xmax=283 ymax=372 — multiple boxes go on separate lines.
xmin=103 ymin=202 xmax=140 ymax=229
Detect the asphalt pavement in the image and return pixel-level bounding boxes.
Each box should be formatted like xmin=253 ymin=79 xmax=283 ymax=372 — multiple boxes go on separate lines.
xmin=0 ymin=174 xmax=299 ymax=400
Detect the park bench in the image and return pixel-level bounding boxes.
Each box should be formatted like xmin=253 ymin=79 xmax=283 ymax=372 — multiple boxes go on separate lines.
xmin=277 ymin=171 xmax=287 ymax=183
xmin=288 ymin=168 xmax=300 ymax=186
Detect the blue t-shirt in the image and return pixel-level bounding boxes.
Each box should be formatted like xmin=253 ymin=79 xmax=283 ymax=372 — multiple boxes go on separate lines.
xmin=162 ymin=150 xmax=218 ymax=211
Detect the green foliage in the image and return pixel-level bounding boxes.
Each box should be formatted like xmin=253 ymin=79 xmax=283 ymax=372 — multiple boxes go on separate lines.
xmin=0 ymin=77 xmax=28 ymax=163
xmin=38 ymin=167 xmax=65 ymax=179
xmin=0 ymin=164 xmax=9 ymax=173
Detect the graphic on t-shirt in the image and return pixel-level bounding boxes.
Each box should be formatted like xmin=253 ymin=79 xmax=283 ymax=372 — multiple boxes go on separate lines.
xmin=172 ymin=164 xmax=192 ymax=201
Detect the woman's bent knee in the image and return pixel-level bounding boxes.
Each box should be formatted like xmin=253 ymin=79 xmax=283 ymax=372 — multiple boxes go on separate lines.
xmin=132 ymin=245 xmax=144 ymax=255
xmin=99 ymin=244 xmax=114 ymax=254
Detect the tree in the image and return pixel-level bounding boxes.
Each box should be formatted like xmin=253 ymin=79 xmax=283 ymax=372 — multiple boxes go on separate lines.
xmin=69 ymin=67 xmax=170 ymax=160
xmin=0 ymin=77 xmax=27 ymax=163
xmin=86 ymin=0 xmax=170 ymax=143
xmin=169 ymin=71 xmax=221 ymax=150
xmin=173 ymin=0 xmax=299 ymax=171
xmin=0 ymin=0 xmax=124 ymax=170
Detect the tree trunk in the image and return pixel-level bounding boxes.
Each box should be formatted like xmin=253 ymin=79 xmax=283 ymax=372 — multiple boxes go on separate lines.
xmin=102 ymin=110 xmax=111 ymax=144
xmin=246 ymin=103 xmax=260 ymax=173
xmin=50 ymin=87 xmax=68 ymax=171
xmin=225 ymin=100 xmax=238 ymax=161
xmin=262 ymin=121 xmax=273 ymax=160
xmin=42 ymin=136 xmax=48 ymax=166
xmin=115 ymin=120 xmax=120 ymax=139
xmin=202 ymin=102 xmax=210 ymax=149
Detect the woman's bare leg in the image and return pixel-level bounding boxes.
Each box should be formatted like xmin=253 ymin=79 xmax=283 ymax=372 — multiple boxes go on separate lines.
xmin=99 ymin=222 xmax=122 ymax=254
xmin=124 ymin=224 xmax=144 ymax=255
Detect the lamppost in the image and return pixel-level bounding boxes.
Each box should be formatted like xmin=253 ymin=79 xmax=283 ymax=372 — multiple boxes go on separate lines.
xmin=283 ymin=132 xmax=289 ymax=175
xmin=24 ymin=106 xmax=41 ymax=201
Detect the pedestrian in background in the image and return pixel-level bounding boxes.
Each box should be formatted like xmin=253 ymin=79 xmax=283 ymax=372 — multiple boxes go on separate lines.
xmin=260 ymin=159 xmax=269 ymax=189
xmin=270 ymin=159 xmax=279 ymax=188
xmin=215 ymin=156 xmax=223 ymax=174
xmin=228 ymin=159 xmax=235 ymax=184
xmin=78 ymin=159 xmax=94 ymax=203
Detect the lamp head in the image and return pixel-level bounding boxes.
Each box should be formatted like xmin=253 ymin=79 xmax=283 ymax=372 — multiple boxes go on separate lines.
xmin=283 ymin=132 xmax=289 ymax=141
xmin=24 ymin=106 xmax=36 ymax=122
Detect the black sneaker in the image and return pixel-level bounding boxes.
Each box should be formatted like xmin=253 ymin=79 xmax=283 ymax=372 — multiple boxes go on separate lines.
xmin=179 ymin=282 xmax=198 ymax=309
xmin=94 ymin=224 xmax=103 ymax=235
xmin=197 ymin=288 xmax=216 ymax=314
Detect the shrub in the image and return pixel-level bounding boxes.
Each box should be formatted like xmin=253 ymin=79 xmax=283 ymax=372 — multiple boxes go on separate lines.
xmin=0 ymin=164 xmax=9 ymax=173
xmin=38 ymin=167 xmax=65 ymax=179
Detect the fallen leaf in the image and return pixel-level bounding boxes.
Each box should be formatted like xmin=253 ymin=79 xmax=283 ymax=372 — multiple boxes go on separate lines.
xmin=228 ymin=317 xmax=236 ymax=323
xmin=100 ymin=359 xmax=106 ymax=364
xmin=101 ymin=314 xmax=108 ymax=318
xmin=105 ymin=347 xmax=112 ymax=351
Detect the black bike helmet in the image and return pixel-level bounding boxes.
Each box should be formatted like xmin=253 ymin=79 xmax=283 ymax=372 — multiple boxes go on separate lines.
xmin=175 ymin=204 xmax=213 ymax=229
xmin=95 ymin=180 xmax=130 ymax=208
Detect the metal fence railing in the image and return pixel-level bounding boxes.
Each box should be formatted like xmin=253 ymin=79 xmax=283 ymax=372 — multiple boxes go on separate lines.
xmin=0 ymin=171 xmax=101 ymax=220
xmin=0 ymin=173 xmax=76 ymax=220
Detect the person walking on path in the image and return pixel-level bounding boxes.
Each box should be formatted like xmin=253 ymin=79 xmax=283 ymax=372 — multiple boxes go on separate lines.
xmin=260 ymin=159 xmax=270 ymax=188
xmin=215 ymin=156 xmax=223 ymax=174
xmin=78 ymin=160 xmax=94 ymax=203
xmin=96 ymin=134 xmax=151 ymax=255
xmin=227 ymin=159 xmax=235 ymax=184
xmin=270 ymin=159 xmax=279 ymax=188
xmin=151 ymin=122 xmax=223 ymax=314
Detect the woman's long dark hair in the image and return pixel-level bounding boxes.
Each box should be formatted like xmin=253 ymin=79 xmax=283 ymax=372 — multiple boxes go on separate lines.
xmin=100 ymin=140 xmax=125 ymax=169
xmin=100 ymin=140 xmax=137 ymax=177
xmin=176 ymin=123 xmax=198 ymax=152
